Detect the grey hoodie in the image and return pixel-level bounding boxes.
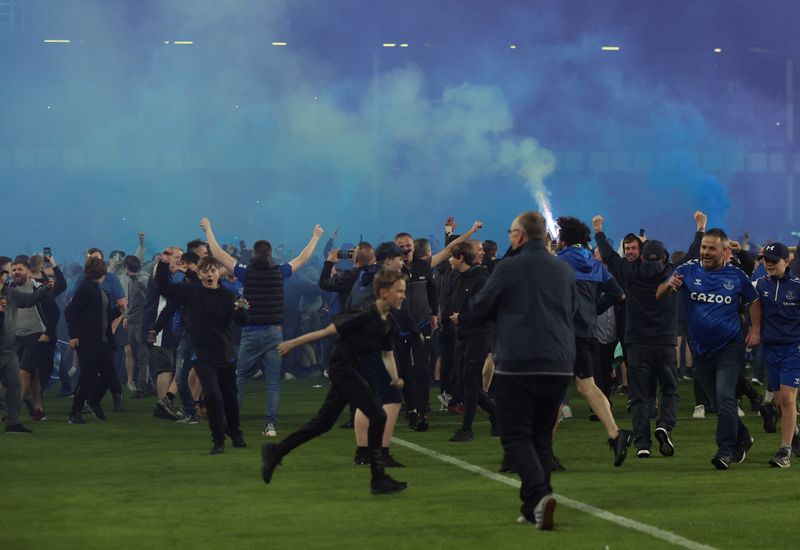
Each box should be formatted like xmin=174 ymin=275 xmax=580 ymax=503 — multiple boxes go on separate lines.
xmin=1 ymin=283 xmax=51 ymax=354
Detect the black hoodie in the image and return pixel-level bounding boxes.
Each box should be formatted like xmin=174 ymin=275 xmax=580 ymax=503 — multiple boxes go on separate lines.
xmin=447 ymin=265 xmax=490 ymax=340
xmin=623 ymin=259 xmax=678 ymax=346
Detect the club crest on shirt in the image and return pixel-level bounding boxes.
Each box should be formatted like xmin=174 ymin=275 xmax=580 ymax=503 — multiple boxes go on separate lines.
xmin=694 ymin=279 xmax=702 ymax=286
xmin=723 ymin=280 xmax=735 ymax=291
xmin=787 ymin=291 xmax=796 ymax=301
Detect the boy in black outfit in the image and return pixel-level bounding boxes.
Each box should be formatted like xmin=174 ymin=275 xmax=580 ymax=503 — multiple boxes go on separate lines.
xmin=261 ymin=269 xmax=408 ymax=495
xmin=155 ymin=252 xmax=247 ymax=454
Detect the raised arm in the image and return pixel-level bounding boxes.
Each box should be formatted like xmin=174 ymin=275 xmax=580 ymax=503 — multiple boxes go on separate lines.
xmin=685 ymin=211 xmax=707 ymax=261
xmin=43 ymin=256 xmax=67 ymax=297
xmin=592 ymin=215 xmax=629 ymax=285
xmin=430 ymin=220 xmax=483 ymax=268
xmin=200 ymin=218 xmax=237 ymax=273
xmin=135 ymin=232 xmax=146 ymax=262
xmin=288 ymin=225 xmax=325 ymax=272
xmin=154 ymin=254 xmax=192 ymax=305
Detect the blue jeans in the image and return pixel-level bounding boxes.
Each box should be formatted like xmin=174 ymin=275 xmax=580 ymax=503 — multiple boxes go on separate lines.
xmin=694 ymin=340 xmax=751 ymax=457
xmin=236 ymin=326 xmax=283 ymax=426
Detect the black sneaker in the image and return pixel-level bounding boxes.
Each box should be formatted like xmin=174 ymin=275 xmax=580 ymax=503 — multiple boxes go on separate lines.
xmin=759 ymin=403 xmax=778 ymax=433
xmin=551 ymin=455 xmax=566 ymax=471
xmin=769 ymin=447 xmax=791 ymax=468
xmin=711 ymin=454 xmax=731 ymax=470
xmin=733 ymin=437 xmax=754 ymax=464
xmin=407 ymin=411 xmax=419 ymax=429
xmin=261 ymin=443 xmax=282 ymax=484
xmin=88 ymin=403 xmax=107 ymax=421
xmin=370 ymin=474 xmax=408 ymax=495
xmin=353 ymin=449 xmax=369 ymax=466
xmin=4 ymin=423 xmax=33 ymax=433
xmin=449 ymin=429 xmax=474 ymax=442
xmin=382 ymin=451 xmax=406 ymax=468
xmin=791 ymin=427 xmax=800 ymax=457
xmin=68 ymin=413 xmax=86 ymax=425
xmin=636 ymin=448 xmax=651 ymax=458
xmin=749 ymin=395 xmax=763 ymax=413
xmin=609 ymin=429 xmax=633 ymax=467
xmin=209 ymin=444 xmax=225 ymax=455
xmin=231 ymin=434 xmax=247 ymax=448
xmin=654 ymin=427 xmax=675 ymax=457
xmin=112 ymin=393 xmax=124 ymax=412
xmin=413 ymin=415 xmax=429 ymax=432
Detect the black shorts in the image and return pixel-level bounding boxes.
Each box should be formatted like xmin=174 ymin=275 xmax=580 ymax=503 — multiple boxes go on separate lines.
xmin=364 ymin=352 xmax=402 ymax=405
xmin=16 ymin=333 xmax=48 ymax=374
xmin=574 ymin=337 xmax=597 ymax=380
xmin=150 ymin=346 xmax=175 ymax=375
xmin=115 ymin=325 xmax=129 ymax=347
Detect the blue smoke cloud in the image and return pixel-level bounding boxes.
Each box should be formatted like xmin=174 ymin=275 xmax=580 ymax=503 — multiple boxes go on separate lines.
xmin=0 ymin=0 xmax=795 ymax=260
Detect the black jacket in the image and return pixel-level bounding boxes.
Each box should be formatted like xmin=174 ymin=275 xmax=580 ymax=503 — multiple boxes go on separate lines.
xmin=460 ymin=240 xmax=577 ymax=376
xmin=318 ymin=262 xmax=368 ymax=310
xmin=447 ymin=265 xmax=490 ymax=340
xmin=65 ymin=279 xmax=121 ymax=351
xmin=155 ymin=262 xmax=245 ymax=366
xmin=33 ymin=267 xmax=67 ymax=342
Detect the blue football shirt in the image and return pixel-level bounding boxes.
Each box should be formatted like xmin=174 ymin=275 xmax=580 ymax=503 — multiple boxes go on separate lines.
xmin=674 ymin=260 xmax=758 ymax=356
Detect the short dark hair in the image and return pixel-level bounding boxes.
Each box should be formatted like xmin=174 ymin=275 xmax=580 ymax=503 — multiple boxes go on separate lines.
xmin=186 ymin=239 xmax=208 ymax=253
xmin=413 ymin=238 xmax=430 ymax=259
xmin=516 ymin=211 xmax=547 ymax=241
xmin=373 ymin=268 xmax=407 ymax=297
xmin=482 ymin=240 xmax=498 ymax=257
xmin=198 ymin=256 xmax=224 ymax=272
xmin=451 ymin=242 xmax=476 ymax=265
xmin=124 ymin=255 xmax=142 ymax=273
xmin=180 ymin=252 xmax=200 ymax=265
xmin=87 ymin=247 xmax=104 ymax=259
xmin=84 ymin=256 xmax=107 ymax=280
xmin=557 ymin=216 xmax=591 ymax=247
xmin=671 ymin=251 xmax=686 ymax=265
xmin=705 ymin=228 xmax=729 ymax=243
xmin=622 ymin=234 xmax=643 ymax=250
xmin=354 ymin=242 xmax=375 ymax=265
xmin=109 ymin=250 xmax=126 ymax=259
xmin=0 ymin=256 xmax=11 ymax=267
xmin=394 ymin=232 xmax=413 ymax=242
xmin=253 ymin=240 xmax=272 ymax=256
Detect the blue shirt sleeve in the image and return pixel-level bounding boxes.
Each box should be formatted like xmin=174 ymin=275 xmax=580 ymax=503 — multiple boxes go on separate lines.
xmin=739 ymin=269 xmax=758 ymax=304
xmin=108 ymin=273 xmax=125 ymax=301
xmin=280 ymin=264 xmax=293 ymax=280
xmin=234 ymin=264 xmax=248 ymax=284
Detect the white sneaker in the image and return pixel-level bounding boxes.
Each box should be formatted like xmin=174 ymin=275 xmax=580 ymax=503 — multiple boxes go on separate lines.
xmin=263 ymin=423 xmax=277 ymax=437
xmin=283 ymin=372 xmax=296 ymax=380
xmin=692 ymin=405 xmax=705 ymax=419
xmin=737 ymin=406 xmax=745 ymax=418
xmin=437 ymin=392 xmax=452 ymax=411
xmin=561 ymin=405 xmax=573 ymax=420
xmin=126 ymin=382 xmax=137 ymax=392
xmin=751 ymin=378 xmax=763 ymax=386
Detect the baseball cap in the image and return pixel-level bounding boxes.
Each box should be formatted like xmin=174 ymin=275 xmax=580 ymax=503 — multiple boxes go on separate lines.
xmin=642 ymin=240 xmax=666 ymax=261
xmin=375 ymin=242 xmax=404 ymax=262
xmin=759 ymin=242 xmax=789 ymax=262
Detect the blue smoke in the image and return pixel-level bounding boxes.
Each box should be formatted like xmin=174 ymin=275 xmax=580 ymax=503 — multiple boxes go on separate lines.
xmin=0 ymin=0 xmax=795 ymax=261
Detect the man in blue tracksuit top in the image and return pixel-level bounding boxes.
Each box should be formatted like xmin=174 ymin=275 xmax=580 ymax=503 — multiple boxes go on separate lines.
xmin=658 ymin=228 xmax=761 ymax=470
xmin=753 ymin=242 xmax=800 ymax=467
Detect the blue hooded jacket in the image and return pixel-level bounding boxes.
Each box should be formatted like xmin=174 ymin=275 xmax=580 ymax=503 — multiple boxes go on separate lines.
xmin=557 ymin=246 xmax=624 ymax=339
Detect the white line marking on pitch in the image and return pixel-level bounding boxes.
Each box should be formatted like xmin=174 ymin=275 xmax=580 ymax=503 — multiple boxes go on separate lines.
xmin=392 ymin=437 xmax=718 ymax=550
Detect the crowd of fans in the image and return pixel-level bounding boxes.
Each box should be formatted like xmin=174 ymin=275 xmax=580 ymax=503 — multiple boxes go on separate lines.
xmin=2 ymin=210 xmax=799 ymax=481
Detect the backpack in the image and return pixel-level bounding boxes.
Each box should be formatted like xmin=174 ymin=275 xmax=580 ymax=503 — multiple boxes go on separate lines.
xmin=345 ymin=268 xmax=378 ymax=312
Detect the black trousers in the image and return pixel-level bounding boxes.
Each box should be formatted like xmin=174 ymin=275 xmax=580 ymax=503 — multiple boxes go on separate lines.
xmin=38 ymin=339 xmax=57 ymax=394
xmin=627 ymin=344 xmax=680 ymax=450
xmin=395 ymin=327 xmax=432 ymax=413
xmin=439 ymin=327 xmax=461 ymax=401
xmin=71 ymin=341 xmax=117 ymax=415
xmin=194 ymin=361 xmax=241 ymax=446
xmin=495 ymin=373 xmax=571 ymax=517
xmin=277 ymin=365 xmax=387 ymax=468
xmin=455 ymin=335 xmax=495 ymax=432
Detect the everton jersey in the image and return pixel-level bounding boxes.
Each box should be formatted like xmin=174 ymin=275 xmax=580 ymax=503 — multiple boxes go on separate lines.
xmin=754 ymin=271 xmax=800 ymax=345
xmin=674 ymin=260 xmax=758 ymax=356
